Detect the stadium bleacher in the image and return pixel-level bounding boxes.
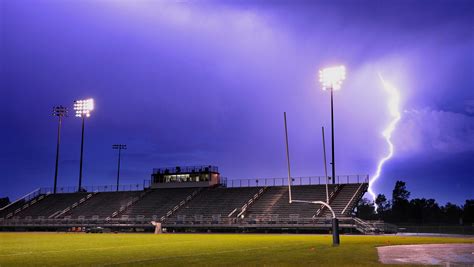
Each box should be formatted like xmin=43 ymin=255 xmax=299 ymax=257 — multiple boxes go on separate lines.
xmin=121 ymin=188 xmax=198 ymax=220
xmin=60 ymin=191 xmax=143 ymax=219
xmin=169 ymin=187 xmax=263 ymax=224
xmin=321 ymin=183 xmax=368 ymax=217
xmin=244 ymin=185 xmax=340 ymax=222
xmin=13 ymin=193 xmax=88 ymax=219
xmin=0 ymin=176 xmax=370 ymax=232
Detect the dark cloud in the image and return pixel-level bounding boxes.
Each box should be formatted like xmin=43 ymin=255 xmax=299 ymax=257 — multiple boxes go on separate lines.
xmin=0 ymin=0 xmax=473 ymax=203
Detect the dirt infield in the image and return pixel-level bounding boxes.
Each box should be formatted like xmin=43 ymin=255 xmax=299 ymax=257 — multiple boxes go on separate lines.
xmin=377 ymin=243 xmax=474 ymax=265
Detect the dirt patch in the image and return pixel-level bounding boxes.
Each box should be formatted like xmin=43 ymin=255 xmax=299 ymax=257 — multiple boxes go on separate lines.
xmin=378 ymin=243 xmax=474 ymax=265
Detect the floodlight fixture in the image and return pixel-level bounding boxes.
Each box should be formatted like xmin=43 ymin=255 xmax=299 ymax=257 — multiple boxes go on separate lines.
xmin=112 ymin=144 xmax=127 ymax=150
xmin=319 ymin=65 xmax=346 ymax=91
xmin=74 ymin=98 xmax=94 ymax=118
xmin=53 ymin=106 xmax=68 ymax=117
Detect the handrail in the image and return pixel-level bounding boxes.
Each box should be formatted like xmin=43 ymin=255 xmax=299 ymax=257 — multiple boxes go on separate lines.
xmin=52 ymin=192 xmax=97 ymax=219
xmin=237 ymin=187 xmax=267 ymax=218
xmin=161 ymin=187 xmax=203 ymax=222
xmin=225 ymin=175 xmax=369 ymax=188
xmin=341 ymin=183 xmax=365 ymax=215
xmin=6 ymin=192 xmax=51 ymax=219
xmin=39 ymin=183 xmax=145 ymax=194
xmin=0 ymin=188 xmax=41 ymax=211
xmin=227 ymin=208 xmax=238 ymax=217
xmin=109 ymin=191 xmax=149 ymax=219
xmin=316 ymin=185 xmax=339 ymax=216
xmin=292 ymin=200 xmax=336 ymax=219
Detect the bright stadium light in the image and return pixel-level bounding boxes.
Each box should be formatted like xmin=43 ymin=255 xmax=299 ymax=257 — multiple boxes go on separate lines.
xmin=319 ymin=65 xmax=346 ymax=185
xmin=74 ymin=98 xmax=95 ymax=191
xmin=319 ymin=65 xmax=346 ymax=91
xmin=74 ymin=99 xmax=94 ymax=118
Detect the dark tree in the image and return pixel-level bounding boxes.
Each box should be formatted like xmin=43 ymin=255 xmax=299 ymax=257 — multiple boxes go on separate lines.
xmin=0 ymin=197 xmax=10 ymax=208
xmin=356 ymin=198 xmax=376 ymax=220
xmin=392 ymin=181 xmax=410 ymax=202
xmin=463 ymin=199 xmax=474 ymax=225
xmin=391 ymin=181 xmax=410 ymax=222
xmin=442 ymin=202 xmax=463 ymax=224
xmin=409 ymin=198 xmax=441 ymax=224
xmin=375 ymin=194 xmax=390 ymax=212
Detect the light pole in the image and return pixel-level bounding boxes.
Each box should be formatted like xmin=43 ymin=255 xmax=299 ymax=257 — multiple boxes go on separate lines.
xmin=74 ymin=98 xmax=94 ymax=192
xmin=52 ymin=106 xmax=67 ymax=194
xmin=319 ymin=65 xmax=346 ymax=185
xmin=112 ymin=144 xmax=126 ymax=191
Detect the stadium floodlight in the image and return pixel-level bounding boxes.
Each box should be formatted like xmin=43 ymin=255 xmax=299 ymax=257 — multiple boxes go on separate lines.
xmin=74 ymin=99 xmax=94 ymax=118
xmin=112 ymin=144 xmax=127 ymax=192
xmin=74 ymin=98 xmax=94 ymax=191
xmin=319 ymin=65 xmax=346 ymax=91
xmin=52 ymin=106 xmax=67 ymax=194
xmin=319 ymin=65 xmax=346 ymax=185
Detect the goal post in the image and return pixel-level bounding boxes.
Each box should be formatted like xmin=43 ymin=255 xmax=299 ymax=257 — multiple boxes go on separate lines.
xmin=283 ymin=112 xmax=340 ymax=246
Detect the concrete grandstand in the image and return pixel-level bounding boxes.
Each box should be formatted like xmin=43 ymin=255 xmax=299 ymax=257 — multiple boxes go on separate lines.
xmin=0 ymin=165 xmax=393 ymax=234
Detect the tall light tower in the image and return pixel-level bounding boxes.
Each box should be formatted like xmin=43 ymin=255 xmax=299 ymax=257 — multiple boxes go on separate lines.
xmin=74 ymin=98 xmax=94 ymax=191
xmin=112 ymin=144 xmax=126 ymax=192
xmin=52 ymin=106 xmax=67 ymax=194
xmin=319 ymin=65 xmax=346 ymax=185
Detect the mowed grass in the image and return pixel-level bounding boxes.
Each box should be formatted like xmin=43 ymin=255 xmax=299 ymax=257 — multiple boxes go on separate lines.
xmin=0 ymin=233 xmax=472 ymax=266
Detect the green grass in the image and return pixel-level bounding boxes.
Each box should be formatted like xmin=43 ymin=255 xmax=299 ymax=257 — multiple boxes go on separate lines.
xmin=0 ymin=233 xmax=472 ymax=266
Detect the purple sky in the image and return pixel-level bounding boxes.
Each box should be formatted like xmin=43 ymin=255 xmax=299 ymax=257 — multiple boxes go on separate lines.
xmin=1 ymin=0 xmax=473 ymax=204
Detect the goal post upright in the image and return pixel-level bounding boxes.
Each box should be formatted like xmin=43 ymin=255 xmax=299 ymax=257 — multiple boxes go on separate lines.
xmin=283 ymin=112 xmax=292 ymax=204
xmin=283 ymin=112 xmax=340 ymax=246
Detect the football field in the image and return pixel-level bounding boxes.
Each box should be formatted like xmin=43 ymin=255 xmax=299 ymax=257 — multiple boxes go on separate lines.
xmin=0 ymin=232 xmax=472 ymax=266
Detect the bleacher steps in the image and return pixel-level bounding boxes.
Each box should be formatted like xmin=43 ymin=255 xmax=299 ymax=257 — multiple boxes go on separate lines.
xmin=51 ymin=192 xmax=97 ymax=219
xmin=159 ymin=187 xmax=203 ymax=222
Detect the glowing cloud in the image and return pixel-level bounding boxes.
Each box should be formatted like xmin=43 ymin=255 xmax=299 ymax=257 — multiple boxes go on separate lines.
xmin=368 ymin=74 xmax=402 ymax=212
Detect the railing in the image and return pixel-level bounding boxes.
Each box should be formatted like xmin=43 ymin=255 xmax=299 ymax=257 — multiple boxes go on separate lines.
xmin=160 ymin=188 xmax=203 ymax=222
xmin=152 ymin=165 xmax=218 ymax=174
xmin=50 ymin=192 xmax=98 ymax=219
xmin=236 ymin=187 xmax=267 ymax=218
xmin=0 ymin=216 xmax=363 ymax=228
xmin=354 ymin=217 xmax=376 ymax=233
xmin=353 ymin=218 xmax=398 ymax=234
xmin=108 ymin=190 xmax=149 ymax=219
xmin=341 ymin=183 xmax=366 ymax=215
xmin=39 ymin=183 xmax=146 ymax=194
xmin=0 ymin=188 xmax=44 ymax=212
xmin=315 ymin=185 xmax=340 ymax=217
xmin=223 ymin=175 xmax=369 ymax=188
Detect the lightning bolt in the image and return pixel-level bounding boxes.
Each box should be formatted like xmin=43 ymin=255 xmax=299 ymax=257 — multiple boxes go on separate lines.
xmin=368 ymin=74 xmax=402 ymax=212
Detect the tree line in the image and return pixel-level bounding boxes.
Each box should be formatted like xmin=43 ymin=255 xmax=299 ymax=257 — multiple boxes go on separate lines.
xmin=356 ymin=180 xmax=474 ymax=225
